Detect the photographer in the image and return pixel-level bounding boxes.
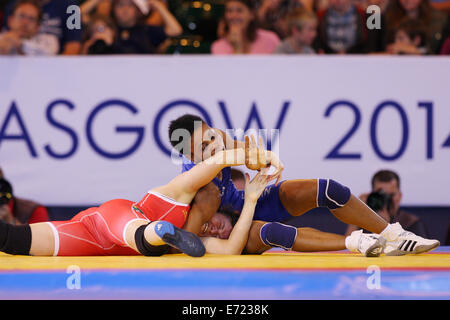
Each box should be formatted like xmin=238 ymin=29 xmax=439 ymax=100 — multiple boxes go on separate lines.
xmin=0 ymin=169 xmax=49 ymax=225
xmin=345 ymin=170 xmax=427 ymax=238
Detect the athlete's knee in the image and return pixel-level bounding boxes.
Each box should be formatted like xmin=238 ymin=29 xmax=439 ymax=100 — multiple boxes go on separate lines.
xmin=316 ymin=179 xmax=351 ymax=210
xmin=259 ymin=222 xmax=297 ymax=251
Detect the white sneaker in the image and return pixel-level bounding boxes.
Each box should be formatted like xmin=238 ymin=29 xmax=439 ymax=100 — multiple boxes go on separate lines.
xmin=383 ymin=224 xmax=440 ymax=256
xmin=345 ymin=230 xmax=386 ymax=257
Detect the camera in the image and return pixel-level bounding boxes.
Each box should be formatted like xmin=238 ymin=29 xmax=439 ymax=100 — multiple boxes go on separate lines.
xmin=0 ymin=178 xmax=13 ymax=206
xmin=366 ymin=189 xmax=393 ymax=213
xmin=0 ymin=193 xmax=12 ymax=206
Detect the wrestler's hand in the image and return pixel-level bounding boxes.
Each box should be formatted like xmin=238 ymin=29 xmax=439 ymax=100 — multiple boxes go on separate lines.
xmin=264 ymin=150 xmax=284 ymax=186
xmin=244 ymin=169 xmax=270 ymax=203
xmin=245 ymin=135 xmax=284 ymax=186
xmin=245 ymin=135 xmax=269 ymax=171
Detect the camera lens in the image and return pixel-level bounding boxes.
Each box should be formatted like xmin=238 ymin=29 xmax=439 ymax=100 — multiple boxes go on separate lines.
xmin=366 ymin=191 xmax=387 ymax=212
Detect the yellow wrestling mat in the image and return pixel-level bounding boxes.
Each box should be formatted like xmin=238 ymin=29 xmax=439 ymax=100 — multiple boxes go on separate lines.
xmin=1 ymin=250 xmax=449 ymax=270
xmin=1 ymin=249 xmax=449 ymax=299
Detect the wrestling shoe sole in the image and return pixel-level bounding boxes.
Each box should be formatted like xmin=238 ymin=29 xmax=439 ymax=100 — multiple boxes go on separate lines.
xmin=365 ymin=236 xmax=386 ymax=257
xmin=154 ymin=221 xmax=206 ymax=257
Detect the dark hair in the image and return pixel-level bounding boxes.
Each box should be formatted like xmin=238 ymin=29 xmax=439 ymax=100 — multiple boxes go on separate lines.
xmin=385 ymin=0 xmax=433 ymax=27
xmin=371 ymin=170 xmax=401 ymax=190
xmin=230 ymin=168 xmax=245 ymax=182
xmin=168 ymin=114 xmax=206 ymax=153
xmin=11 ymin=0 xmax=43 ymax=23
xmin=0 ymin=178 xmax=12 ymax=194
xmin=394 ymin=18 xmax=426 ymax=46
xmin=111 ymin=0 xmax=147 ymax=27
xmin=220 ymin=209 xmax=240 ymax=227
xmin=223 ymin=0 xmax=258 ymax=43
xmin=286 ymin=8 xmax=317 ymax=34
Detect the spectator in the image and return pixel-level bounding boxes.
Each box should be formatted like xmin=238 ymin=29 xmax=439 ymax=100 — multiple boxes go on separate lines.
xmin=3 ymin=0 xmax=83 ymax=55
xmin=211 ymin=0 xmax=280 ymax=54
xmin=0 ymin=0 xmax=58 ymax=55
xmin=0 ymin=170 xmax=49 ymax=225
xmin=111 ymin=0 xmax=182 ymax=54
xmin=255 ymin=0 xmax=304 ymax=39
xmin=440 ymin=35 xmax=450 ymax=53
xmin=439 ymin=19 xmax=450 ymax=53
xmin=81 ymin=0 xmax=111 ymax=26
xmin=384 ymin=0 xmax=448 ymax=54
xmin=81 ymin=14 xmax=116 ymax=54
xmin=316 ymin=0 xmax=368 ymax=54
xmin=431 ymin=0 xmax=450 ymax=16
xmin=386 ymin=18 xmax=427 ymax=54
xmin=273 ymin=8 xmax=317 ymax=54
xmin=368 ymin=0 xmax=391 ymax=12
xmin=81 ymin=0 xmax=169 ymax=27
xmin=364 ymin=0 xmax=390 ymax=53
xmin=345 ymin=170 xmax=428 ymax=238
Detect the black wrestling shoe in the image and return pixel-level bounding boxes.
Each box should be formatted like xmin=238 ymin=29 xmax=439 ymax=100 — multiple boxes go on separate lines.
xmin=154 ymin=221 xmax=205 ymax=257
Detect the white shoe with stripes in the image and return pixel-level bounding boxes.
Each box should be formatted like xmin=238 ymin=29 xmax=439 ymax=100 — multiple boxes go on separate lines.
xmin=383 ymin=224 xmax=440 ymax=256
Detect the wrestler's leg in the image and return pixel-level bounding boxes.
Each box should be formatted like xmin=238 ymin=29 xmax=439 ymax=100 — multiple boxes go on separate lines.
xmin=244 ymin=221 xmax=346 ymax=254
xmin=330 ymin=195 xmax=387 ymax=234
xmin=278 ymin=179 xmax=318 ymax=216
xmin=124 ymin=220 xmax=158 ymax=252
xmin=29 ymin=223 xmax=55 ymax=256
xmin=124 ymin=219 xmax=205 ymax=257
xmin=291 ymin=228 xmax=346 ymax=252
xmin=0 ymin=220 xmax=54 ymax=256
xmin=279 ymin=179 xmax=388 ymax=234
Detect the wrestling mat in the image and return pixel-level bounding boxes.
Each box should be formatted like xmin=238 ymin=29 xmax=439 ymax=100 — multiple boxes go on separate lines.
xmin=1 ymin=247 xmax=449 ymax=300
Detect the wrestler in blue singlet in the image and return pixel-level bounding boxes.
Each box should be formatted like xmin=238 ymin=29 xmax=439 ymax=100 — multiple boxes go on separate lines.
xmin=182 ymin=157 xmax=292 ymax=222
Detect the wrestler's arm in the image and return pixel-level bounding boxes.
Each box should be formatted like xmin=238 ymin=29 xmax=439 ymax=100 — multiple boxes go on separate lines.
xmin=152 ymin=148 xmax=245 ymax=204
xmin=200 ymin=171 xmax=269 ymax=255
xmin=182 ymin=183 xmax=220 ymax=235
xmin=217 ymin=129 xmax=284 ymax=185
xmin=216 ymin=128 xmax=245 ymax=149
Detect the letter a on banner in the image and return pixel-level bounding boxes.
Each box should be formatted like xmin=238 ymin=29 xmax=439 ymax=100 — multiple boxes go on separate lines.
xmin=0 ymin=102 xmax=38 ymax=157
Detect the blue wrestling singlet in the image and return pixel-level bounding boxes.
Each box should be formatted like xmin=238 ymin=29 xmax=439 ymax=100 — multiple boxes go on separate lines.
xmin=181 ymin=157 xmax=292 ymax=222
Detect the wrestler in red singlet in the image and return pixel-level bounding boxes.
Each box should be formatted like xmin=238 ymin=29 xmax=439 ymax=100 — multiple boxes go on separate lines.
xmin=47 ymin=191 xmax=190 ymax=256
